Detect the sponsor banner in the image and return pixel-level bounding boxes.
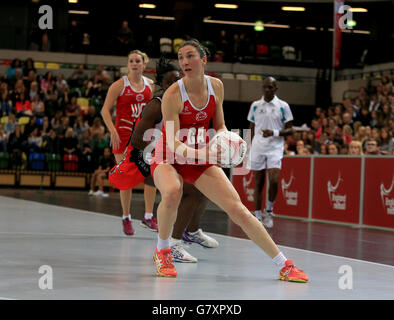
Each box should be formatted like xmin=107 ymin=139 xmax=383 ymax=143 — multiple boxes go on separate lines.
xmin=363 ymin=158 xmax=394 ymax=229
xmin=274 ymin=157 xmax=310 ymax=218
xmin=312 ymin=157 xmax=361 ymax=224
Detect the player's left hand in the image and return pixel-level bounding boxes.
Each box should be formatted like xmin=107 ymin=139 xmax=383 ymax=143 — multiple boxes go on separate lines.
xmin=262 ymin=129 xmax=273 ymax=137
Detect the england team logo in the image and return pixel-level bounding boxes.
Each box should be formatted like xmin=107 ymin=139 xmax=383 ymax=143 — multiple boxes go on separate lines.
xmin=196 ymin=111 xmax=208 ymax=121
xmin=136 ymin=94 xmax=145 ymax=102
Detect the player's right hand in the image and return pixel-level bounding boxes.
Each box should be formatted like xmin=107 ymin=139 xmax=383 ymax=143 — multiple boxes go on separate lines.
xmin=110 ymin=130 xmax=121 ymax=151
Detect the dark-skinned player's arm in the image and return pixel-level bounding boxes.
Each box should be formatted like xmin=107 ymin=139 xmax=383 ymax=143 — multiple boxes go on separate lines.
xmin=130 ymin=98 xmax=162 ymax=150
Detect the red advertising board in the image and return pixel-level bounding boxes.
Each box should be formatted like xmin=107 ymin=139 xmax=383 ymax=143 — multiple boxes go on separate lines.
xmin=274 ymin=157 xmax=311 ymax=218
xmin=312 ymin=157 xmax=361 ymax=224
xmin=363 ymin=158 xmax=394 ymax=229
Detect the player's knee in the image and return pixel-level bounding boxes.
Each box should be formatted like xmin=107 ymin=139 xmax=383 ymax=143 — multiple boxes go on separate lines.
xmin=161 ymin=183 xmax=183 ymax=205
xmin=225 ymin=202 xmax=250 ymax=224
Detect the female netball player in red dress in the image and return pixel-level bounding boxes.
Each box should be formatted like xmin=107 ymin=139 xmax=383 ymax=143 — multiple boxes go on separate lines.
xmin=101 ymin=50 xmax=157 ymax=235
xmin=151 ymin=40 xmax=308 ymax=283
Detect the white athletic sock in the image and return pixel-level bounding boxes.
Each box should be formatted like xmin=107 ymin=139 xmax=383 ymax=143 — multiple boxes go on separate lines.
xmin=272 ymin=252 xmax=287 ymax=269
xmin=157 ymin=235 xmax=170 ymax=251
xmin=266 ymin=200 xmax=274 ymax=212
xmin=122 ymin=215 xmax=131 ymax=220
xmin=144 ymin=212 xmax=153 ymax=220
xmin=255 ymin=210 xmax=263 ymax=221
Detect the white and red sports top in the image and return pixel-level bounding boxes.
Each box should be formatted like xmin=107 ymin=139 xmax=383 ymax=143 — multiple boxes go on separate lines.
xmin=115 ymin=75 xmax=152 ymax=132
xmin=154 ymin=75 xmax=216 ymax=164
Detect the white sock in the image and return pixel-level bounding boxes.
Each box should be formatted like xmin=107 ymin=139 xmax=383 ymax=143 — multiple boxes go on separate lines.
xmin=144 ymin=212 xmax=153 ymax=220
xmin=266 ymin=200 xmax=274 ymax=212
xmin=157 ymin=235 xmax=170 ymax=250
xmin=122 ymin=215 xmax=131 ymax=220
xmin=255 ymin=210 xmax=263 ymax=221
xmin=272 ymin=252 xmax=287 ymax=269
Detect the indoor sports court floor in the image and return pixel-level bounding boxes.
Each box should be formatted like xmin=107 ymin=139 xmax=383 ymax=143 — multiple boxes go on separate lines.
xmin=0 ymin=189 xmax=393 ymax=300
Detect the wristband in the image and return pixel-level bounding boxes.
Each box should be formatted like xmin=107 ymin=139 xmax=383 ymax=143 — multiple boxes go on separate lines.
xmin=273 ymin=130 xmax=280 ymax=137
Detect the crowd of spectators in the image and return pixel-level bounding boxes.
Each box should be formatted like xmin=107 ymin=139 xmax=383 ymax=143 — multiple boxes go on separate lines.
xmin=0 ymin=57 xmax=393 ymax=174
xmin=0 ymin=57 xmax=113 ymax=172
xmin=284 ymin=73 xmax=394 ymax=156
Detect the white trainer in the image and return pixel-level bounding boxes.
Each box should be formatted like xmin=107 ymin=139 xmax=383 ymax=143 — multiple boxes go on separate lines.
xmin=170 ymin=239 xmax=197 ymax=263
xmin=262 ymin=209 xmax=274 ymax=228
xmin=182 ymin=229 xmax=219 ymax=248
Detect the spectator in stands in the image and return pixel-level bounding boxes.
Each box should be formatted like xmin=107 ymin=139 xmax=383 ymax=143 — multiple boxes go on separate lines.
xmin=296 ymin=140 xmax=305 ymax=155
xmin=348 ymin=141 xmax=363 ymax=155
xmin=88 ymin=147 xmax=115 ymax=197
xmin=40 ymin=116 xmax=51 ymax=135
xmin=64 ymin=96 xmax=80 ymax=127
xmin=0 ymin=128 xmax=7 ymax=152
xmin=79 ymin=128 xmax=94 ymax=172
xmin=377 ymin=104 xmax=391 ymax=128
xmin=73 ymin=115 xmax=89 ymax=140
xmin=85 ymin=75 xmax=103 ymax=99
xmin=369 ymin=94 xmax=380 ymax=112
xmin=4 ymin=113 xmax=16 ymax=137
xmin=117 ymin=20 xmax=134 ymax=56
xmin=341 ymin=124 xmax=353 ymax=145
xmin=43 ymin=129 xmax=61 ymax=154
xmin=355 ymin=125 xmax=368 ymax=144
xmin=92 ymin=131 xmax=109 ymax=160
xmin=40 ymin=72 xmax=54 ymax=94
xmin=319 ymin=144 xmax=328 ymax=155
xmin=27 ymin=127 xmax=43 ymax=153
xmin=46 ymin=90 xmax=61 ymax=118
xmin=40 ymin=33 xmax=51 ymax=52
xmin=23 ymin=116 xmax=37 ymax=138
xmin=358 ymin=87 xmax=369 ymax=104
xmin=10 ymin=79 xmax=26 ymax=106
xmin=61 ymin=127 xmax=79 ymax=156
xmin=56 ymin=74 xmax=69 ymax=96
xmin=328 ymin=142 xmax=339 ymax=155
xmin=56 ymin=116 xmax=70 ymax=138
xmin=28 ymin=81 xmax=40 ymax=101
xmin=84 ymin=106 xmax=97 ymax=126
xmin=355 ymin=107 xmax=371 ymax=127
xmin=371 ymin=127 xmax=380 ymax=141
xmin=364 ymin=138 xmax=380 ymax=155
xmin=379 ymin=127 xmax=392 ymax=155
xmin=7 ymin=59 xmax=23 ymax=80
xmin=70 ymin=64 xmax=88 ymax=89
xmin=1 ymin=91 xmax=12 ymax=116
xmin=341 ymin=111 xmax=354 ymax=129
xmin=50 ymin=110 xmax=63 ymax=133
xmin=340 ymin=145 xmax=349 ymax=155
xmin=15 ymin=92 xmax=32 ymax=117
xmin=31 ymin=93 xmax=45 ymax=117
xmin=95 ymin=65 xmax=111 ymax=84
xmin=370 ymin=111 xmax=378 ymax=128
xmin=68 ymin=20 xmax=82 ymax=53
xmin=90 ymin=117 xmax=105 ymax=140
xmin=23 ymin=58 xmax=36 ymax=78
xmin=7 ymin=124 xmax=24 ymax=153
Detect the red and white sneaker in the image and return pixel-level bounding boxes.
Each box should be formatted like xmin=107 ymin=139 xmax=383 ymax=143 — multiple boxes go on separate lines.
xmin=279 ymin=260 xmax=309 ymax=283
xmin=122 ymin=218 xmax=134 ymax=236
xmin=140 ymin=216 xmax=158 ymax=232
xmin=153 ymin=248 xmax=177 ymax=278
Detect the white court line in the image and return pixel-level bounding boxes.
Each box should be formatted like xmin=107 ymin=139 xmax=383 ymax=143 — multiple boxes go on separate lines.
xmin=2 ymin=195 xmax=393 ymax=269
xmin=0 ymin=297 xmax=17 ymax=300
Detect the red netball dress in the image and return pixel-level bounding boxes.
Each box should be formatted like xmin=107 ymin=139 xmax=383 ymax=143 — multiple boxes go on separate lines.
xmin=151 ymin=75 xmax=217 ymax=184
xmin=113 ymin=75 xmax=152 ymax=154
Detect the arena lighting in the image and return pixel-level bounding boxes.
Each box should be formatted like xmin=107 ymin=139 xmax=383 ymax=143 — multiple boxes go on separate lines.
xmin=143 ymin=15 xmax=175 ymax=20
xmin=68 ymin=10 xmax=89 ymax=14
xmin=306 ymin=26 xmax=317 ymax=31
xmin=68 ymin=0 xmax=78 ymax=3
xmin=347 ymin=20 xmax=357 ymax=27
xmin=254 ymin=20 xmax=264 ymax=31
xmin=214 ymin=3 xmax=238 ymax=9
xmin=139 ymin=3 xmax=156 ymax=9
xmin=203 ymin=17 xmax=289 ymax=29
xmin=281 ymin=6 xmax=305 ymax=12
xmin=350 ymin=8 xmax=368 ymax=13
